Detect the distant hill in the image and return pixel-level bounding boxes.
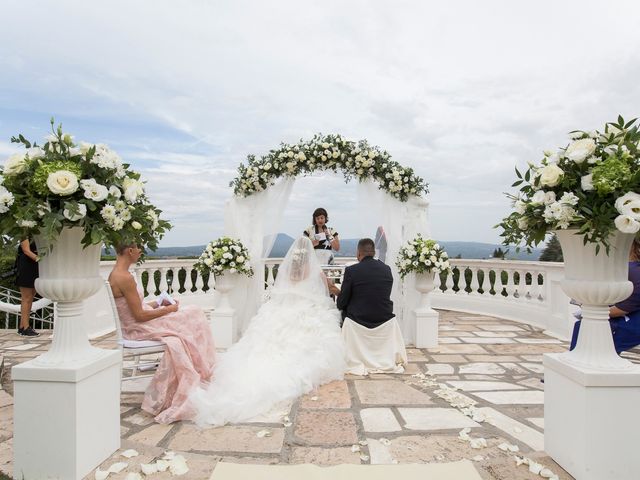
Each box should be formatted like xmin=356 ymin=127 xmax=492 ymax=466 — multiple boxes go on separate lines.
xmin=143 ymin=234 xmax=542 ymax=261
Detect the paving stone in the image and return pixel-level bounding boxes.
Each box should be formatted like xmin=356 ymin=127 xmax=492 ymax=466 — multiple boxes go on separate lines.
xmin=299 ymin=380 xmax=351 ymax=409
xmin=527 ymin=417 xmax=544 ymax=429
xmin=439 ymin=337 xmax=462 ymax=344
xmin=430 ymin=354 xmax=468 ymax=363
xmin=447 ymin=381 xmax=525 ymax=392
xmin=463 ymin=374 xmax=500 ymax=380
xmin=169 ymin=424 xmax=285 ymax=453
xmin=0 ymin=391 xmax=13 ymax=408
xmin=293 ymin=411 xmax=358 ymax=446
xmin=459 ymin=363 xmax=506 ymax=375
xmin=355 ymin=380 xmax=432 ymax=405
xmin=515 ymin=338 xmax=563 ymax=344
xmin=498 ymin=363 xmax=530 ymax=374
xmin=127 ymin=422 xmax=173 ymax=445
xmin=426 ymin=344 xmax=489 ymax=354
xmin=386 ymin=434 xmax=509 ymax=463
xmin=477 ymin=407 xmax=544 ymax=451
xmin=0 ymin=438 xmax=12 ymax=477
xmin=487 ymin=344 xmax=566 ymax=354
xmin=472 ymin=390 xmax=544 ymax=405
xmin=461 ymin=337 xmax=516 ymax=344
xmin=476 ymin=325 xmax=526 ymax=332
xmin=123 ymin=411 xmax=155 ymax=426
xmin=5 ymin=344 xmax=38 ymax=351
xmin=480 ymin=453 xmax=572 ymax=480
xmin=360 ymin=408 xmax=402 ymax=432
xmin=426 ymin=364 xmax=454 ymax=375
xmin=406 ymin=350 xmax=428 ymax=362
xmin=367 ymin=437 xmax=397 ymax=464
xmin=521 ymin=362 xmax=545 ymax=373
xmin=398 ymin=408 xmax=480 ymax=430
xmin=473 ymin=331 xmax=518 ymax=338
xmin=0 ymin=406 xmax=13 ymax=441
xmin=520 ymin=354 xmax=543 ymax=362
xmin=289 ymin=446 xmax=361 ymax=465
xmin=401 ymin=363 xmax=421 ymax=375
xmin=440 ymin=331 xmax=477 ymax=337
xmin=517 ymin=378 xmax=545 ymax=390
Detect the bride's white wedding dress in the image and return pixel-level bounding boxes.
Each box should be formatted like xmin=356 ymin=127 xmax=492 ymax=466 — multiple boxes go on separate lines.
xmin=190 ymin=237 xmax=346 ymax=426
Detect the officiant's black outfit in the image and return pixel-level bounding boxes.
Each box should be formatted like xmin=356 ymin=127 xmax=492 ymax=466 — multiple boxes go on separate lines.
xmin=337 ymin=256 xmax=394 ymax=328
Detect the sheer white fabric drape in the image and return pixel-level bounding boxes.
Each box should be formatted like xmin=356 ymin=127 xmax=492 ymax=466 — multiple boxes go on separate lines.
xmin=223 ymin=178 xmax=295 ymax=333
xmin=357 ymin=180 xmax=430 ymax=344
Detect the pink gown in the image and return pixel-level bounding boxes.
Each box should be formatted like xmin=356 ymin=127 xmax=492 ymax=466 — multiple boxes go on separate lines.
xmin=115 ymin=291 xmax=216 ymax=424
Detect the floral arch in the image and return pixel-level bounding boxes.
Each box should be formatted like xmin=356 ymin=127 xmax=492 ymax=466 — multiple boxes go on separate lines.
xmin=229 ymin=133 xmax=429 ymax=201
xmin=224 ymin=134 xmax=431 ymax=345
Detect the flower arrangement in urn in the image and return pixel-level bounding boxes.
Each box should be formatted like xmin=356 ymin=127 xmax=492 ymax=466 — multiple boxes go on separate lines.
xmin=195 ymin=237 xmax=254 ymax=277
xmin=396 ymin=235 xmax=451 ymax=278
xmin=0 ymin=119 xmax=171 ymax=250
xmin=498 ymin=116 xmax=640 ymax=253
xmin=230 ymin=133 xmax=429 ymax=201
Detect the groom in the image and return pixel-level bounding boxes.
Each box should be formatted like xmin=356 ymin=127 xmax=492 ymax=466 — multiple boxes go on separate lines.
xmin=335 ymin=238 xmax=394 ymax=328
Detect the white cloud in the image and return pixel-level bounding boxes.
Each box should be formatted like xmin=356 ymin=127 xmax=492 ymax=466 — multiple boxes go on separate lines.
xmin=1 ymin=0 xmax=639 ymax=245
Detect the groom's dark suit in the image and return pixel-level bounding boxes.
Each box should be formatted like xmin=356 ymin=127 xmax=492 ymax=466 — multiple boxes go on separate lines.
xmin=336 ymin=256 xmax=395 ymax=329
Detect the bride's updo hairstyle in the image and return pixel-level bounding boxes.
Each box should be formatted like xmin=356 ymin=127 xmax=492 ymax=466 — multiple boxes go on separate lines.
xmin=289 ymin=246 xmax=309 ymax=281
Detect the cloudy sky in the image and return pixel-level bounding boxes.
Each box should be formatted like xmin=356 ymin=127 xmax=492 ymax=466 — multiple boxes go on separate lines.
xmin=1 ymin=0 xmax=639 ymax=247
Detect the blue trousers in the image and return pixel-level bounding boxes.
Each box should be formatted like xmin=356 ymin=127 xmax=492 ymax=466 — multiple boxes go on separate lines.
xmin=570 ymin=313 xmax=640 ymax=354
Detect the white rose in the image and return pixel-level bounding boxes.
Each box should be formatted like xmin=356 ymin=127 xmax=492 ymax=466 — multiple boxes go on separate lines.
xmin=123 ymin=177 xmax=144 ymax=203
xmin=83 ymin=182 xmax=109 ymax=202
xmin=229 ymin=268 xmax=237 ymax=274
xmin=109 ymin=186 xmax=121 ymax=198
xmin=79 ymin=141 xmax=94 ymax=154
xmin=3 ymin=153 xmax=27 ymax=176
xmin=237 ymin=255 xmax=245 ymax=263
xmin=204 ymin=257 xmax=213 ymax=267
xmin=26 ymin=147 xmax=45 ymax=159
xmin=615 ymin=192 xmax=640 ymax=219
xmin=63 ymin=203 xmax=87 ymax=221
xmin=131 ymin=221 xmax=142 ymax=230
xmin=531 ymin=191 xmax=546 ymax=205
xmin=581 ymin=174 xmax=594 ymax=191
xmin=569 ymin=131 xmax=584 ymax=140
xmin=513 ymin=201 xmax=526 ymax=214
xmin=538 ymin=164 xmax=564 ymax=187
xmin=47 ymin=170 xmax=79 ymax=196
xmin=18 ymin=220 xmax=37 ymax=228
xmin=544 ymin=191 xmax=556 ymax=204
xmin=615 ymin=214 xmax=640 ymax=234
xmin=565 ymin=138 xmax=596 ymax=163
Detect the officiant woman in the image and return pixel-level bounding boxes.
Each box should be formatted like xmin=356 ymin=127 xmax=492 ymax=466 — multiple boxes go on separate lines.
xmin=303 ymin=207 xmax=340 ymax=265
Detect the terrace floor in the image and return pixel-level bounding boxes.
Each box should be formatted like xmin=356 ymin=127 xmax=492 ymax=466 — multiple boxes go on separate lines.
xmin=2 ymin=311 xmax=639 ymax=479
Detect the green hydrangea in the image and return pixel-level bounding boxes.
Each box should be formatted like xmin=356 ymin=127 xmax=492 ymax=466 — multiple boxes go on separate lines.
xmin=591 ymin=156 xmax=631 ymax=195
xmin=32 ymin=160 xmax=82 ymax=196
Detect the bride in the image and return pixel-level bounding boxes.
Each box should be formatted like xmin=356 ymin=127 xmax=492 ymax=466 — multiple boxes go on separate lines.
xmin=190 ymin=236 xmax=346 ymax=426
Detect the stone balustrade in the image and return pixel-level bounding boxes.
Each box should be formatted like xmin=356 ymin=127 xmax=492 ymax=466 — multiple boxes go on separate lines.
xmin=94 ymin=257 xmax=574 ymax=340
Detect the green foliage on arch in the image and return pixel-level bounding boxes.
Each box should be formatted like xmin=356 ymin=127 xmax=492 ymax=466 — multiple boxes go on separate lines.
xmin=230 ymin=134 xmax=428 ymax=201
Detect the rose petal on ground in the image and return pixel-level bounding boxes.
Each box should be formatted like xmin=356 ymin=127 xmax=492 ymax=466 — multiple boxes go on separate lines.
xmin=108 ymin=462 xmax=128 ymax=474
xmin=95 ymin=469 xmax=110 ymax=480
xmin=121 ymin=449 xmax=139 ymax=458
xmin=140 ymin=463 xmax=159 ymax=475
xmin=256 ymin=429 xmax=272 ymax=438
xmin=125 ymin=473 xmax=142 ymax=480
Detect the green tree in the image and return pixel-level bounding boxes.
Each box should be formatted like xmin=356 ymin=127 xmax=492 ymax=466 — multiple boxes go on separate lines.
xmin=491 ymin=247 xmax=508 ymax=259
xmin=539 ymin=234 xmax=563 ymax=262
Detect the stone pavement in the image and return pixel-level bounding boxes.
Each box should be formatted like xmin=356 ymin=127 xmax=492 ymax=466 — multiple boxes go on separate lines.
xmin=1 ymin=311 xmax=639 ymax=479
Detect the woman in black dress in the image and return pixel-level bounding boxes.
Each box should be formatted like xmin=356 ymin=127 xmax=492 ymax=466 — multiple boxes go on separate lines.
xmin=16 ymin=238 xmax=40 ymax=336
xmin=303 ymin=207 xmax=340 ymax=265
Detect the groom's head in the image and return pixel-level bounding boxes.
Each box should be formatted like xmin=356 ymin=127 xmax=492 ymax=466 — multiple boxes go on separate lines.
xmin=357 ymin=238 xmax=375 ymax=261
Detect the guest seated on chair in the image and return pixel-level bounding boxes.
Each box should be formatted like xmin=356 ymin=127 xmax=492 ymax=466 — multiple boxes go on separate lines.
xmin=570 ymin=237 xmax=640 ymax=354
xmin=336 ymin=238 xmax=407 ymax=374
xmin=109 ymin=243 xmax=216 ymax=424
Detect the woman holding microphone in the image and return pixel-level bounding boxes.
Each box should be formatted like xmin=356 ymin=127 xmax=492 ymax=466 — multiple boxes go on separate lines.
xmin=303 ymin=208 xmax=340 ymax=265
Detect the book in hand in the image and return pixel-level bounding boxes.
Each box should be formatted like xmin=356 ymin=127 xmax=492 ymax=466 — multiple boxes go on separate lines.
xmin=156 ymin=290 xmax=177 ymax=306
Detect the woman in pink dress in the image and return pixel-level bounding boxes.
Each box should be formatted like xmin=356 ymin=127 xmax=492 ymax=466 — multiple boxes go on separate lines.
xmin=109 ymin=243 xmax=216 ymax=424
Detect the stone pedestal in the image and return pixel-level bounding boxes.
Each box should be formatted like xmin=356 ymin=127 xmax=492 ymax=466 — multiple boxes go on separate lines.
xmin=414 ymin=272 xmax=439 ymax=348
xmin=13 ymin=351 xmax=121 ymax=480
xmin=544 ymin=353 xmax=640 ymax=480
xmin=211 ymin=272 xmax=238 ymax=347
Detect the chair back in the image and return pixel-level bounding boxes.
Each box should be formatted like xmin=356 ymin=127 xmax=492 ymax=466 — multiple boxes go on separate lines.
xmin=105 ymin=280 xmax=125 ymax=344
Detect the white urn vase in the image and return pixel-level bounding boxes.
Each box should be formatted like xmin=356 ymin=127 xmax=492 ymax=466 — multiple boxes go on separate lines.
xmin=415 ymin=271 xmax=437 ymax=312
xmin=556 ymin=229 xmax=635 ymax=371
xmin=33 ymin=226 xmax=108 ymax=366
xmin=414 ymin=271 xmax=439 ymax=348
xmin=214 ymin=271 xmax=238 ymax=313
